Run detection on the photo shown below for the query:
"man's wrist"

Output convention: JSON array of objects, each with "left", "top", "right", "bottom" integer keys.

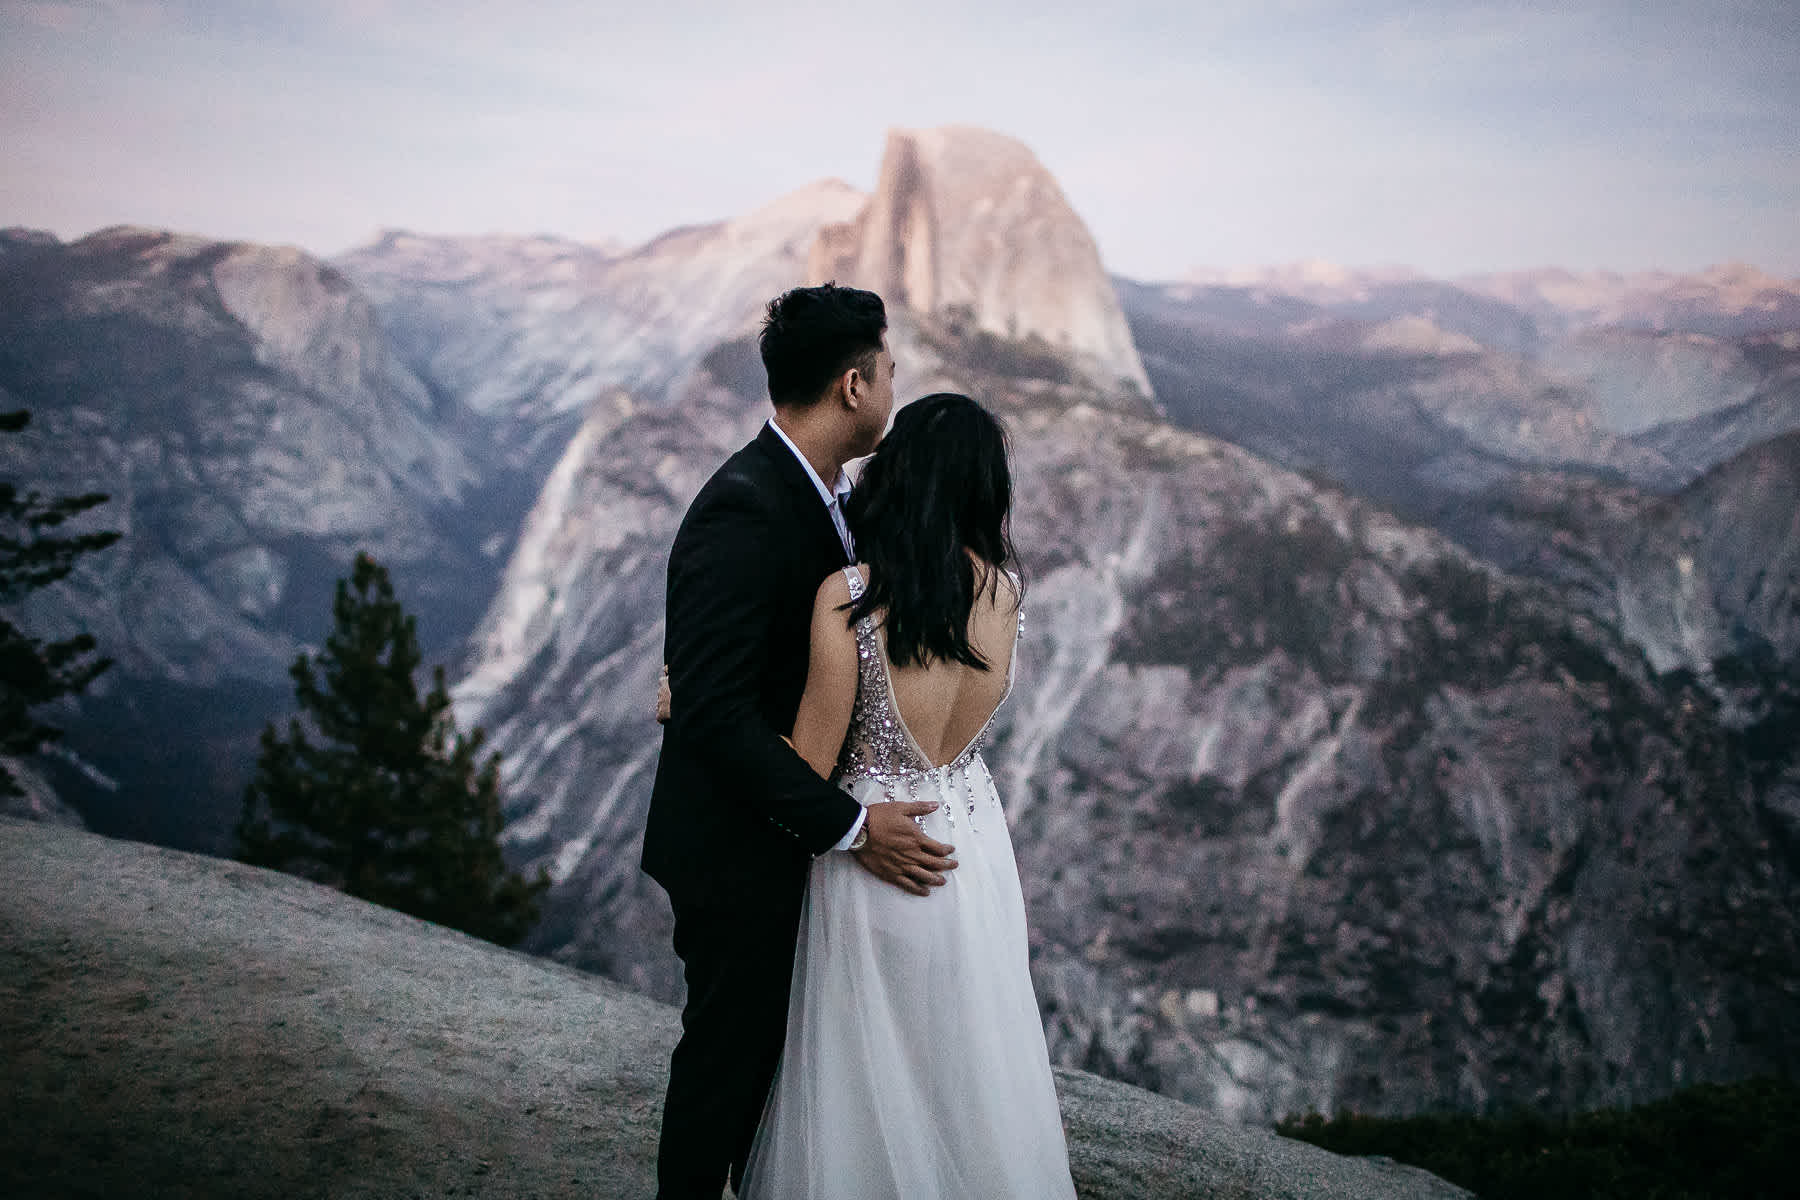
[{"left": 833, "top": 806, "right": 868, "bottom": 852}]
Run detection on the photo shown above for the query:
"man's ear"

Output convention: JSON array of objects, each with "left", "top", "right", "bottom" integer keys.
[{"left": 838, "top": 365, "right": 862, "bottom": 411}]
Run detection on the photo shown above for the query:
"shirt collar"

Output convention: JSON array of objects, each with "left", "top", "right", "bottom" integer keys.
[{"left": 766, "top": 416, "right": 851, "bottom": 508}]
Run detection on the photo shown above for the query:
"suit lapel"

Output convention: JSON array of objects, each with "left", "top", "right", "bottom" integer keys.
[{"left": 754, "top": 422, "right": 854, "bottom": 569}]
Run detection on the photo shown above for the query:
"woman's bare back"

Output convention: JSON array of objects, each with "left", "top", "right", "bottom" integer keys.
[{"left": 881, "top": 563, "right": 1021, "bottom": 767}]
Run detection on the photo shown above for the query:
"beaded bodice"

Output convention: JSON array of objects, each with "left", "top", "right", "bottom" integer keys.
[{"left": 833, "top": 566, "right": 1023, "bottom": 795}]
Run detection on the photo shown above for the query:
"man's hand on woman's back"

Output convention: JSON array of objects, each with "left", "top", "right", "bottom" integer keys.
[{"left": 854, "top": 802, "right": 958, "bottom": 896}]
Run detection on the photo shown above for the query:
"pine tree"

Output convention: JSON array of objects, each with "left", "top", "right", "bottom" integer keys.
[
  {"left": 235, "top": 551, "right": 549, "bottom": 946},
  {"left": 0, "top": 409, "right": 121, "bottom": 796}
]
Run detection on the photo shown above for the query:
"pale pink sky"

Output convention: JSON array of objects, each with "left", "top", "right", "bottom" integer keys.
[{"left": 3, "top": 0, "right": 1797, "bottom": 278}]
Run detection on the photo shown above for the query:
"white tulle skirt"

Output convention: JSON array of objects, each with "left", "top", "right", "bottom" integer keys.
[{"left": 740, "top": 758, "right": 1076, "bottom": 1200}]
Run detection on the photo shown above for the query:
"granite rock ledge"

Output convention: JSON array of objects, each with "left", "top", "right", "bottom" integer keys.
[{"left": 0, "top": 817, "right": 1470, "bottom": 1199}]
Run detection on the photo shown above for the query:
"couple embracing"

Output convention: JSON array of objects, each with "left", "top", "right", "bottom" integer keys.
[{"left": 642, "top": 283, "right": 1077, "bottom": 1199}]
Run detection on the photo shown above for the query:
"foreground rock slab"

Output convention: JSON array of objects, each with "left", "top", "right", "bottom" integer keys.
[{"left": 0, "top": 817, "right": 1470, "bottom": 1199}]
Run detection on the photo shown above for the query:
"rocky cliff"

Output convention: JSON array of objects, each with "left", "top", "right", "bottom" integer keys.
[
  {"left": 1120, "top": 277, "right": 1800, "bottom": 693},
  {"left": 809, "top": 126, "right": 1153, "bottom": 401},
  {"left": 1451, "top": 432, "right": 1800, "bottom": 682},
  {"left": 461, "top": 312, "right": 1800, "bottom": 1121},
  {"left": 337, "top": 178, "right": 868, "bottom": 460},
  {"left": 1123, "top": 277, "right": 1800, "bottom": 501},
  {"left": 0, "top": 226, "right": 478, "bottom": 686},
  {"left": 0, "top": 227, "right": 499, "bottom": 849}
]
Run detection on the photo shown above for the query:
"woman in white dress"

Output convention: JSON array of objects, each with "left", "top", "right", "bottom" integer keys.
[{"left": 741, "top": 393, "right": 1077, "bottom": 1199}]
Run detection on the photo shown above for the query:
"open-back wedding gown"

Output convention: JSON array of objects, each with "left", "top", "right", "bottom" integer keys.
[{"left": 740, "top": 566, "right": 1076, "bottom": 1200}]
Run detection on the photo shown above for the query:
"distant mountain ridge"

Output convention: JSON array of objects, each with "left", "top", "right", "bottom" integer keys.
[
  {"left": 1461, "top": 262, "right": 1800, "bottom": 338},
  {"left": 336, "top": 177, "right": 867, "bottom": 462},
  {"left": 1121, "top": 261, "right": 1800, "bottom": 684},
  {"left": 1183, "top": 260, "right": 1800, "bottom": 341}
]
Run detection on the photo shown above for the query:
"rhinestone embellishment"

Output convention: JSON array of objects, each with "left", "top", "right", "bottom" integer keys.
[{"left": 831, "top": 567, "right": 1021, "bottom": 829}]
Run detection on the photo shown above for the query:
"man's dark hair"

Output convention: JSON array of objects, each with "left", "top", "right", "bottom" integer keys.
[{"left": 758, "top": 282, "right": 887, "bottom": 408}]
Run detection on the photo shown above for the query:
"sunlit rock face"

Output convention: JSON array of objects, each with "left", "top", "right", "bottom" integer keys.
[
  {"left": 809, "top": 126, "right": 1154, "bottom": 403},
  {"left": 461, "top": 317, "right": 1799, "bottom": 1122}
]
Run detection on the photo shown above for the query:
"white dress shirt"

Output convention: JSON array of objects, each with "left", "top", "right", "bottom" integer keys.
[
  {"left": 766, "top": 416, "right": 854, "bottom": 559},
  {"left": 766, "top": 418, "right": 866, "bottom": 851}
]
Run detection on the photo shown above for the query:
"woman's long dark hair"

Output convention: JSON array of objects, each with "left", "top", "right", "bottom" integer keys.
[{"left": 843, "top": 392, "right": 1020, "bottom": 670}]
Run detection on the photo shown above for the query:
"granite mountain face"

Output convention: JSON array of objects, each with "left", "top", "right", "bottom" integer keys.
[
  {"left": 452, "top": 304, "right": 1798, "bottom": 1120},
  {"left": 0, "top": 178, "right": 875, "bottom": 847},
  {"left": 336, "top": 126, "right": 1155, "bottom": 431},
  {"left": 0, "top": 227, "right": 483, "bottom": 684},
  {"left": 336, "top": 178, "right": 869, "bottom": 462},
  {"left": 5, "top": 126, "right": 1797, "bottom": 1121},
  {"left": 1435, "top": 431, "right": 1800, "bottom": 687},
  {"left": 436, "top": 125, "right": 1164, "bottom": 992},
  {"left": 1124, "top": 276, "right": 1800, "bottom": 498},
  {"left": 1121, "top": 272, "right": 1800, "bottom": 683},
  {"left": 427, "top": 130, "right": 1800, "bottom": 1119},
  {"left": 0, "top": 225, "right": 515, "bottom": 848},
  {"left": 807, "top": 126, "right": 1154, "bottom": 401}
]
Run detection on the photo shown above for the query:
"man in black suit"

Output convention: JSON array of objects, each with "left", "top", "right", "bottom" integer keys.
[{"left": 643, "top": 283, "right": 958, "bottom": 1199}]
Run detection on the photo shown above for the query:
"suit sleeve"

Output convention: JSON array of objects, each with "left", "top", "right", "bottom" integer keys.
[{"left": 664, "top": 481, "right": 863, "bottom": 855}]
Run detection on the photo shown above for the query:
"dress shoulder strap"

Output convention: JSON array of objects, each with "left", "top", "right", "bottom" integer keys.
[
  {"left": 842, "top": 564, "right": 866, "bottom": 601},
  {"left": 1001, "top": 568, "right": 1024, "bottom": 699}
]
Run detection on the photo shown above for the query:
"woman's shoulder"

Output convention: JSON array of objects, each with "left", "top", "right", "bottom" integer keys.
[
  {"left": 965, "top": 551, "right": 1021, "bottom": 609},
  {"left": 813, "top": 564, "right": 865, "bottom": 608}
]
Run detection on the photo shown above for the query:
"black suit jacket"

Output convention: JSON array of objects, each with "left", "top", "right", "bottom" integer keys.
[{"left": 642, "top": 423, "right": 864, "bottom": 904}]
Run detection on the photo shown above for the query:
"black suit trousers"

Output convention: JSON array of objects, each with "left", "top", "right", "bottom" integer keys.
[{"left": 655, "top": 877, "right": 808, "bottom": 1199}]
